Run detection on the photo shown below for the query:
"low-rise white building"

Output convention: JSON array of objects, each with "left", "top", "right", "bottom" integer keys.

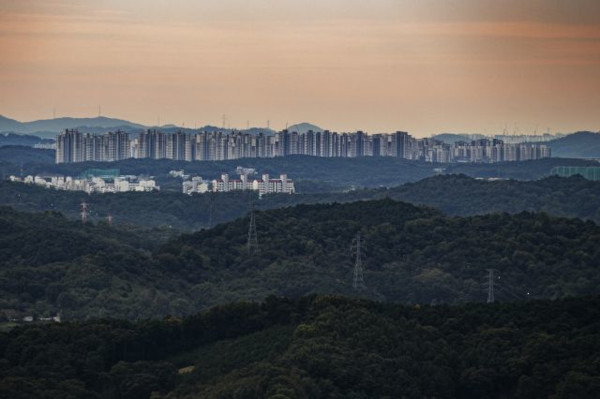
[
  {"left": 183, "top": 177, "right": 210, "bottom": 195},
  {"left": 10, "top": 174, "right": 159, "bottom": 194},
  {"left": 182, "top": 172, "right": 295, "bottom": 197}
]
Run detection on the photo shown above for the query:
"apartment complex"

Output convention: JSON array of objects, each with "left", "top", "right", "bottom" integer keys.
[
  {"left": 183, "top": 173, "right": 295, "bottom": 197},
  {"left": 56, "top": 129, "right": 130, "bottom": 163},
  {"left": 10, "top": 171, "right": 158, "bottom": 194},
  {"left": 56, "top": 129, "right": 551, "bottom": 164}
]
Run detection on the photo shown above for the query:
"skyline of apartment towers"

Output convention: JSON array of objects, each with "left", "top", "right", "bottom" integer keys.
[{"left": 56, "top": 129, "right": 551, "bottom": 164}]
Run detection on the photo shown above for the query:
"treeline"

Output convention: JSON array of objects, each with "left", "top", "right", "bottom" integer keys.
[
  {"left": 0, "top": 146, "right": 55, "bottom": 168},
  {"left": 2, "top": 174, "right": 600, "bottom": 231},
  {"left": 2, "top": 199, "right": 600, "bottom": 320},
  {"left": 1, "top": 295, "right": 599, "bottom": 398},
  {"left": 0, "top": 134, "right": 53, "bottom": 147}
]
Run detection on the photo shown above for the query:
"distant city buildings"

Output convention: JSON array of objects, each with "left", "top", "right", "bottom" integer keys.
[
  {"left": 56, "top": 129, "right": 130, "bottom": 163},
  {"left": 9, "top": 169, "right": 158, "bottom": 194},
  {"left": 182, "top": 169, "right": 295, "bottom": 197},
  {"left": 56, "top": 129, "right": 551, "bottom": 164}
]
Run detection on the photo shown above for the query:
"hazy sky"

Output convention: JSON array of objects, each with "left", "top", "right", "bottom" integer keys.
[{"left": 1, "top": 0, "right": 599, "bottom": 136}]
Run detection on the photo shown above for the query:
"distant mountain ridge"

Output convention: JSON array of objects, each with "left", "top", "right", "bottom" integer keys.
[
  {"left": 0, "top": 133, "right": 54, "bottom": 147},
  {"left": 0, "top": 115, "right": 146, "bottom": 138},
  {"left": 0, "top": 115, "right": 281, "bottom": 139},
  {"left": 287, "top": 122, "right": 323, "bottom": 133},
  {"left": 432, "top": 133, "right": 486, "bottom": 144},
  {"left": 546, "top": 131, "right": 600, "bottom": 158}
]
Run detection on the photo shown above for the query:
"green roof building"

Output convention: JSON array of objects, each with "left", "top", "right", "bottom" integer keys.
[
  {"left": 551, "top": 166, "right": 600, "bottom": 181},
  {"left": 79, "top": 169, "right": 120, "bottom": 180}
]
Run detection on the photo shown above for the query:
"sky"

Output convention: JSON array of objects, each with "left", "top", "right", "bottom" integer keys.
[{"left": 0, "top": 0, "right": 599, "bottom": 136}]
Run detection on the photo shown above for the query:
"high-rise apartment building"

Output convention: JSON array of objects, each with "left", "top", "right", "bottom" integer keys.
[{"left": 56, "top": 128, "right": 552, "bottom": 164}]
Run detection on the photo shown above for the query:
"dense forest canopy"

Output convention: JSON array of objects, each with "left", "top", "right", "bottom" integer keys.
[
  {"left": 1, "top": 295, "right": 599, "bottom": 398},
  {"left": 1, "top": 199, "right": 599, "bottom": 320}
]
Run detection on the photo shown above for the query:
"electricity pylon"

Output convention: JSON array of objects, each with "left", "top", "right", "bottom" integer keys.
[
  {"left": 486, "top": 268, "right": 495, "bottom": 303},
  {"left": 247, "top": 208, "right": 258, "bottom": 255},
  {"left": 352, "top": 232, "right": 365, "bottom": 290}
]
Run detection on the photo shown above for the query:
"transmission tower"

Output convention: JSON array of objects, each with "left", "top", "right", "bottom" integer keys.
[
  {"left": 208, "top": 194, "right": 215, "bottom": 227},
  {"left": 352, "top": 232, "right": 365, "bottom": 290},
  {"left": 80, "top": 202, "right": 88, "bottom": 224},
  {"left": 486, "top": 268, "right": 495, "bottom": 303},
  {"left": 247, "top": 208, "right": 259, "bottom": 255}
]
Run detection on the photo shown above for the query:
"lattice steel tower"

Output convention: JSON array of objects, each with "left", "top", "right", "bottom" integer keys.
[
  {"left": 486, "top": 268, "right": 495, "bottom": 303},
  {"left": 80, "top": 202, "right": 88, "bottom": 224},
  {"left": 352, "top": 232, "right": 365, "bottom": 290},
  {"left": 247, "top": 209, "right": 259, "bottom": 255}
]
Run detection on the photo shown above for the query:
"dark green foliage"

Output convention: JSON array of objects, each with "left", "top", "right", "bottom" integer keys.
[
  {"left": 0, "top": 207, "right": 177, "bottom": 320},
  {"left": 2, "top": 198, "right": 600, "bottom": 320},
  {"left": 160, "top": 198, "right": 600, "bottom": 307},
  {"left": 0, "top": 147, "right": 55, "bottom": 174},
  {"left": 1, "top": 296, "right": 599, "bottom": 398},
  {"left": 388, "top": 174, "right": 600, "bottom": 222}
]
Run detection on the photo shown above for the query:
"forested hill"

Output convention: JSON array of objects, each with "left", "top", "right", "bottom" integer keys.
[
  {"left": 1, "top": 174, "right": 600, "bottom": 230},
  {"left": 0, "top": 207, "right": 175, "bottom": 320},
  {"left": 2, "top": 199, "right": 600, "bottom": 320},
  {"left": 388, "top": 174, "right": 600, "bottom": 220},
  {"left": 159, "top": 198, "right": 600, "bottom": 307},
  {"left": 1, "top": 295, "right": 599, "bottom": 398},
  {"left": 547, "top": 131, "right": 600, "bottom": 158}
]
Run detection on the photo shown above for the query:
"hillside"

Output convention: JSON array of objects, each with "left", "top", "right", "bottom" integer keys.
[
  {"left": 159, "top": 199, "right": 600, "bottom": 306},
  {"left": 0, "top": 116, "right": 146, "bottom": 137},
  {"left": 388, "top": 174, "right": 600, "bottom": 221},
  {"left": 0, "top": 115, "right": 279, "bottom": 139},
  {"left": 0, "top": 146, "right": 55, "bottom": 166},
  {"left": 1, "top": 295, "right": 599, "bottom": 398},
  {"left": 547, "top": 131, "right": 600, "bottom": 158},
  {"left": 431, "top": 133, "right": 484, "bottom": 144},
  {"left": 0, "top": 133, "right": 53, "bottom": 147},
  {"left": 0, "top": 207, "right": 176, "bottom": 320},
  {"left": 287, "top": 122, "right": 323, "bottom": 133},
  {"left": 2, "top": 199, "right": 600, "bottom": 320},
  {"left": 444, "top": 157, "right": 598, "bottom": 179},
  {"left": 2, "top": 174, "right": 600, "bottom": 230}
]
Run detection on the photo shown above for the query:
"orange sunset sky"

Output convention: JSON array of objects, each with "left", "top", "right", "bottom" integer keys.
[{"left": 1, "top": 0, "right": 599, "bottom": 136}]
